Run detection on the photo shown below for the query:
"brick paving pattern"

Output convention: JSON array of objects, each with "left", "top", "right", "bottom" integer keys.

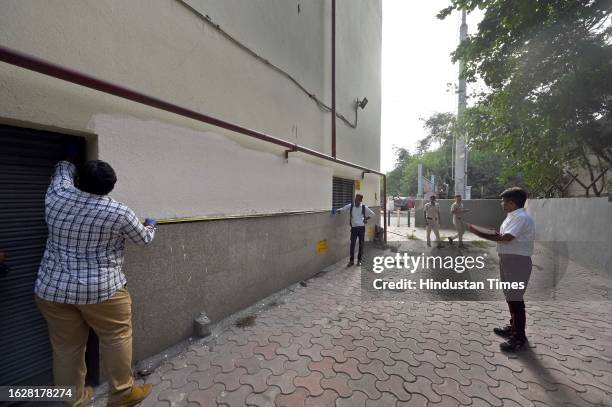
[{"left": 126, "top": 250, "right": 612, "bottom": 407}]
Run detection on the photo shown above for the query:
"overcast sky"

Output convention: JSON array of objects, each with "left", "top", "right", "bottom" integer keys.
[{"left": 381, "top": 0, "right": 483, "bottom": 172}]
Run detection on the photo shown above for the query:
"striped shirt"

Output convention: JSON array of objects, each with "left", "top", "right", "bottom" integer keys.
[{"left": 35, "top": 161, "right": 155, "bottom": 304}]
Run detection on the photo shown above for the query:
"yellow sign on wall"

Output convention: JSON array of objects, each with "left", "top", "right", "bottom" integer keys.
[
  {"left": 367, "top": 226, "right": 374, "bottom": 238},
  {"left": 354, "top": 180, "right": 361, "bottom": 190},
  {"left": 316, "top": 239, "right": 328, "bottom": 254}
]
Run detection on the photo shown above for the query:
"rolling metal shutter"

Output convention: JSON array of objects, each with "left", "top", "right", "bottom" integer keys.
[
  {"left": 332, "top": 177, "right": 354, "bottom": 209},
  {"left": 0, "top": 125, "right": 84, "bottom": 385}
]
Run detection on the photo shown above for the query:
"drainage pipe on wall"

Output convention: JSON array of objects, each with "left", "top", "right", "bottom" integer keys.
[
  {"left": 0, "top": 45, "right": 387, "bottom": 242},
  {"left": 331, "top": 0, "right": 337, "bottom": 159}
]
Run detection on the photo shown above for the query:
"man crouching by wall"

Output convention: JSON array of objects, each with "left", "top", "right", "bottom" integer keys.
[
  {"left": 468, "top": 187, "right": 535, "bottom": 352},
  {"left": 34, "top": 154, "right": 157, "bottom": 407}
]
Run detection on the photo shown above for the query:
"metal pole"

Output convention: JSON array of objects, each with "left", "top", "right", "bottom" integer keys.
[
  {"left": 454, "top": 10, "right": 468, "bottom": 198},
  {"left": 383, "top": 175, "right": 387, "bottom": 241},
  {"left": 331, "top": 0, "right": 337, "bottom": 158}
]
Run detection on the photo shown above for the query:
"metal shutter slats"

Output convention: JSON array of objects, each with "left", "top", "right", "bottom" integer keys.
[{"left": 0, "top": 125, "right": 83, "bottom": 386}]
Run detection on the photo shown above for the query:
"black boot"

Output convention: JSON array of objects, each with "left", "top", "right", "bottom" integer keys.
[
  {"left": 493, "top": 325, "right": 513, "bottom": 338},
  {"left": 500, "top": 337, "right": 527, "bottom": 352}
]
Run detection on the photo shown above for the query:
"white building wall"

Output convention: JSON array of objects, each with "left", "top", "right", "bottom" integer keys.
[{"left": 0, "top": 0, "right": 382, "bottom": 218}]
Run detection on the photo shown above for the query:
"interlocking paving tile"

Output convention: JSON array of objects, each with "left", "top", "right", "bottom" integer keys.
[
  {"left": 294, "top": 371, "right": 325, "bottom": 396},
  {"left": 403, "top": 376, "right": 442, "bottom": 403},
  {"left": 213, "top": 367, "right": 247, "bottom": 391},
  {"left": 343, "top": 346, "right": 371, "bottom": 364},
  {"left": 432, "top": 378, "right": 472, "bottom": 405},
  {"left": 317, "top": 345, "right": 345, "bottom": 363},
  {"left": 269, "top": 333, "right": 293, "bottom": 347},
  {"left": 304, "top": 389, "right": 340, "bottom": 407},
  {"left": 158, "top": 381, "right": 197, "bottom": 406},
  {"left": 138, "top": 257, "right": 612, "bottom": 407},
  {"left": 276, "top": 388, "right": 310, "bottom": 407},
  {"left": 365, "top": 392, "right": 399, "bottom": 407},
  {"left": 459, "top": 365, "right": 498, "bottom": 387},
  {"left": 254, "top": 342, "right": 280, "bottom": 361},
  {"left": 259, "top": 354, "right": 289, "bottom": 375},
  {"left": 312, "top": 333, "right": 335, "bottom": 350},
  {"left": 410, "top": 361, "right": 444, "bottom": 385},
  {"left": 267, "top": 370, "right": 298, "bottom": 394},
  {"left": 489, "top": 380, "right": 534, "bottom": 406},
  {"left": 298, "top": 344, "right": 326, "bottom": 362},
  {"left": 382, "top": 360, "right": 417, "bottom": 382},
  {"left": 138, "top": 380, "right": 171, "bottom": 407},
  {"left": 239, "top": 368, "right": 273, "bottom": 393},
  {"left": 308, "top": 356, "right": 337, "bottom": 378},
  {"left": 397, "top": 393, "right": 428, "bottom": 406},
  {"left": 320, "top": 372, "right": 352, "bottom": 397},
  {"left": 375, "top": 374, "right": 412, "bottom": 401},
  {"left": 216, "top": 384, "right": 253, "bottom": 406},
  {"left": 163, "top": 365, "right": 197, "bottom": 389},
  {"left": 358, "top": 359, "right": 389, "bottom": 380},
  {"left": 277, "top": 343, "right": 302, "bottom": 361},
  {"left": 245, "top": 385, "right": 280, "bottom": 407},
  {"left": 285, "top": 357, "right": 313, "bottom": 377},
  {"left": 187, "top": 366, "right": 221, "bottom": 390},
  {"left": 390, "top": 348, "right": 423, "bottom": 367},
  {"left": 348, "top": 372, "right": 382, "bottom": 400},
  {"left": 335, "top": 390, "right": 368, "bottom": 407},
  {"left": 460, "top": 378, "right": 503, "bottom": 406},
  {"left": 186, "top": 383, "right": 225, "bottom": 407},
  {"left": 433, "top": 364, "right": 470, "bottom": 388}
]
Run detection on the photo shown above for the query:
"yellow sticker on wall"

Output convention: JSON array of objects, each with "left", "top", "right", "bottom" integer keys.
[
  {"left": 316, "top": 239, "right": 328, "bottom": 254},
  {"left": 367, "top": 226, "right": 374, "bottom": 238},
  {"left": 354, "top": 180, "right": 361, "bottom": 190}
]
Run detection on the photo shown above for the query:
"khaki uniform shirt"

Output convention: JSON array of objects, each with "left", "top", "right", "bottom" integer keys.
[
  {"left": 424, "top": 202, "right": 439, "bottom": 221},
  {"left": 450, "top": 202, "right": 464, "bottom": 225}
]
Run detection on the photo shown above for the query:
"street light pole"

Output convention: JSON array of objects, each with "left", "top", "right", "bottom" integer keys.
[{"left": 454, "top": 10, "right": 468, "bottom": 198}]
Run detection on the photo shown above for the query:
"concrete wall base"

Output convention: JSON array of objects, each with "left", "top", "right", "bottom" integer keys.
[{"left": 124, "top": 208, "right": 380, "bottom": 361}]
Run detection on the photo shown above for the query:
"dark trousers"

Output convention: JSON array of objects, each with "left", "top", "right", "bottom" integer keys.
[
  {"left": 350, "top": 226, "right": 366, "bottom": 262},
  {"left": 499, "top": 254, "right": 532, "bottom": 341},
  {"left": 508, "top": 301, "right": 527, "bottom": 341}
]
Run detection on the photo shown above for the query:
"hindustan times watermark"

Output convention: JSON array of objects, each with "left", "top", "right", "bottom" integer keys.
[{"left": 360, "top": 240, "right": 611, "bottom": 302}]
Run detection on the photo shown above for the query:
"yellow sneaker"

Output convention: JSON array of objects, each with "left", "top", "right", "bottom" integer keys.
[{"left": 107, "top": 384, "right": 152, "bottom": 407}]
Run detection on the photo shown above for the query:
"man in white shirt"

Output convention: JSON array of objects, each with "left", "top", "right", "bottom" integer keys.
[
  {"left": 335, "top": 194, "right": 375, "bottom": 267},
  {"left": 448, "top": 194, "right": 470, "bottom": 248},
  {"left": 468, "top": 187, "right": 535, "bottom": 352},
  {"left": 423, "top": 195, "right": 444, "bottom": 248}
]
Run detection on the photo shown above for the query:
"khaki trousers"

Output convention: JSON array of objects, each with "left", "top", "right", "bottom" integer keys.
[
  {"left": 451, "top": 219, "right": 466, "bottom": 245},
  {"left": 35, "top": 288, "right": 134, "bottom": 406},
  {"left": 426, "top": 221, "right": 441, "bottom": 245}
]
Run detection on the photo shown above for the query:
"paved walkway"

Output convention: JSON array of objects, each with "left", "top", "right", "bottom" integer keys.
[{"left": 124, "top": 246, "right": 612, "bottom": 407}]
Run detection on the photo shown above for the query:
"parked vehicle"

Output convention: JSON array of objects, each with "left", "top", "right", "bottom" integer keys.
[{"left": 393, "top": 196, "right": 415, "bottom": 210}]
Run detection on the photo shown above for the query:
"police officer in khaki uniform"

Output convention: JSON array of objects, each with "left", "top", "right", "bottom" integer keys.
[
  {"left": 448, "top": 194, "right": 470, "bottom": 248},
  {"left": 423, "top": 195, "right": 444, "bottom": 248}
]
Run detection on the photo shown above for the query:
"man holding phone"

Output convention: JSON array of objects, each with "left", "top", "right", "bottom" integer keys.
[
  {"left": 468, "top": 187, "right": 535, "bottom": 352},
  {"left": 35, "top": 153, "right": 157, "bottom": 407}
]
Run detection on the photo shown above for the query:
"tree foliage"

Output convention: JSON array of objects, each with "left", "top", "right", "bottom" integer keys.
[
  {"left": 439, "top": 0, "right": 612, "bottom": 195},
  {"left": 387, "top": 112, "right": 517, "bottom": 198}
]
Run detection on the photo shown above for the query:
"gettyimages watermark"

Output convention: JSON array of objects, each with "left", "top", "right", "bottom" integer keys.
[{"left": 360, "top": 241, "right": 612, "bottom": 302}]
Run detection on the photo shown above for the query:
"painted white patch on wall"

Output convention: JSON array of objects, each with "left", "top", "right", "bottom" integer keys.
[{"left": 91, "top": 114, "right": 333, "bottom": 218}]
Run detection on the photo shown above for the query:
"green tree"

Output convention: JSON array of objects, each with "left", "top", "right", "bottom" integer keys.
[
  {"left": 386, "top": 111, "right": 521, "bottom": 198},
  {"left": 439, "top": 0, "right": 612, "bottom": 195},
  {"left": 386, "top": 147, "right": 411, "bottom": 195}
]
